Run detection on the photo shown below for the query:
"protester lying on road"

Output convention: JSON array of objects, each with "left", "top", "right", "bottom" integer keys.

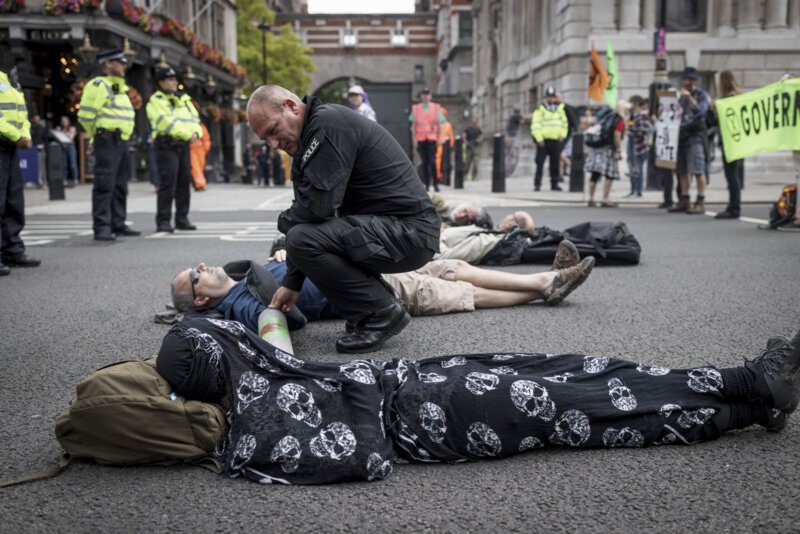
[
  {"left": 156, "top": 314, "right": 800, "bottom": 485},
  {"left": 169, "top": 240, "right": 594, "bottom": 335}
]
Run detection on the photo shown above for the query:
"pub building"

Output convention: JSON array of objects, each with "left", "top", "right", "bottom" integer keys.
[{"left": 0, "top": 0, "right": 245, "bottom": 184}]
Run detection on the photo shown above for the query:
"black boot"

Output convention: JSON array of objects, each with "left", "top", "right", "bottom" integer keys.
[
  {"left": 336, "top": 301, "right": 410, "bottom": 354},
  {"left": 745, "top": 333, "right": 800, "bottom": 413}
]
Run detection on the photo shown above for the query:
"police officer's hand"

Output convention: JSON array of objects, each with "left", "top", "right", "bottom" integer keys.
[
  {"left": 270, "top": 286, "right": 300, "bottom": 313},
  {"left": 87, "top": 143, "right": 94, "bottom": 155},
  {"left": 266, "top": 249, "right": 287, "bottom": 263},
  {"left": 190, "top": 133, "right": 199, "bottom": 142},
  {"left": 538, "top": 141, "right": 544, "bottom": 147},
  {"left": 557, "top": 137, "right": 564, "bottom": 143},
  {"left": 17, "top": 137, "right": 32, "bottom": 150}
]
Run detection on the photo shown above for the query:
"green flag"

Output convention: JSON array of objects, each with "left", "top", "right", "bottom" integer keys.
[
  {"left": 605, "top": 38, "right": 618, "bottom": 107},
  {"left": 716, "top": 78, "right": 800, "bottom": 161}
]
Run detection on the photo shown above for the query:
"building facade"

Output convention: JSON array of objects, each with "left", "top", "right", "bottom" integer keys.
[{"left": 0, "top": 0, "right": 244, "bottom": 182}]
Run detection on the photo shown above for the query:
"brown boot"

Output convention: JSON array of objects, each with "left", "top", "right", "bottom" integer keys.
[
  {"left": 687, "top": 196, "right": 706, "bottom": 214},
  {"left": 668, "top": 196, "right": 690, "bottom": 213}
]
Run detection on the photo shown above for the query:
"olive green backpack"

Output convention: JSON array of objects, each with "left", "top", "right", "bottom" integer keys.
[{"left": 1, "top": 358, "right": 226, "bottom": 487}]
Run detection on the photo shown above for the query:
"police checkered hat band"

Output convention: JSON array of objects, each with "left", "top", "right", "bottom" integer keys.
[
  {"left": 98, "top": 48, "right": 127, "bottom": 64},
  {"left": 155, "top": 67, "right": 178, "bottom": 81}
]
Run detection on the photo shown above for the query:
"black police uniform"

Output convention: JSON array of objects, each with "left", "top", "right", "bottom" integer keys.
[{"left": 278, "top": 96, "right": 441, "bottom": 323}]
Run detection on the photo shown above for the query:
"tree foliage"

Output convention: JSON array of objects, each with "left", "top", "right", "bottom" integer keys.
[{"left": 236, "top": 0, "right": 316, "bottom": 96}]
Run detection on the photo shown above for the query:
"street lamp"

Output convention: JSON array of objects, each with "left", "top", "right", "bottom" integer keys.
[
  {"left": 258, "top": 20, "right": 271, "bottom": 85},
  {"left": 77, "top": 34, "right": 98, "bottom": 66}
]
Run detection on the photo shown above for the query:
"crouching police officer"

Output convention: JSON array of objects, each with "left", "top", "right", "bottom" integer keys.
[
  {"left": 0, "top": 67, "right": 40, "bottom": 274},
  {"left": 146, "top": 67, "right": 202, "bottom": 233},
  {"left": 77, "top": 48, "right": 139, "bottom": 241}
]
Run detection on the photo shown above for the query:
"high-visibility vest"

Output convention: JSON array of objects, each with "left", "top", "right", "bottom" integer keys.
[
  {"left": 412, "top": 102, "right": 441, "bottom": 142},
  {"left": 77, "top": 76, "right": 135, "bottom": 142},
  {"left": 146, "top": 90, "right": 202, "bottom": 142},
  {"left": 530, "top": 103, "right": 568, "bottom": 143},
  {"left": 0, "top": 70, "right": 31, "bottom": 143}
]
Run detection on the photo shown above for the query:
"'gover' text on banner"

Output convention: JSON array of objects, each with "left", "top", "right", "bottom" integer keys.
[{"left": 716, "top": 78, "right": 800, "bottom": 161}]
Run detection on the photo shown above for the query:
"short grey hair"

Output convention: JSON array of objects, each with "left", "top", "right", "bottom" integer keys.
[
  {"left": 171, "top": 278, "right": 196, "bottom": 313},
  {"left": 246, "top": 84, "right": 300, "bottom": 116}
]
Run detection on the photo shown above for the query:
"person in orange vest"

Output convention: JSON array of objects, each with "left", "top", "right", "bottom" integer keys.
[
  {"left": 409, "top": 87, "right": 444, "bottom": 192},
  {"left": 435, "top": 107, "right": 454, "bottom": 184},
  {"left": 190, "top": 122, "right": 210, "bottom": 191}
]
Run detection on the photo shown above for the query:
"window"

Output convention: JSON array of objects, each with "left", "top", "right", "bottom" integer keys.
[
  {"left": 414, "top": 65, "right": 424, "bottom": 82},
  {"left": 391, "top": 29, "right": 408, "bottom": 46},
  {"left": 658, "top": 0, "right": 708, "bottom": 32},
  {"left": 458, "top": 11, "right": 473, "bottom": 40},
  {"left": 342, "top": 29, "right": 357, "bottom": 47}
]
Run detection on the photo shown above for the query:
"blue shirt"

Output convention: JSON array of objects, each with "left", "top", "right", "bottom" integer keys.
[{"left": 216, "top": 261, "right": 339, "bottom": 333}]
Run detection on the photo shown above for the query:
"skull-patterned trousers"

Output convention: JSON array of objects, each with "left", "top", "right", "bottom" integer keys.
[{"left": 387, "top": 352, "right": 727, "bottom": 463}]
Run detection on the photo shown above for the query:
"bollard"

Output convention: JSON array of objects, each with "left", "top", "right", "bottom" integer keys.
[
  {"left": 46, "top": 141, "right": 65, "bottom": 201},
  {"left": 453, "top": 135, "right": 464, "bottom": 189},
  {"left": 442, "top": 142, "right": 452, "bottom": 186},
  {"left": 491, "top": 133, "right": 505, "bottom": 193},
  {"left": 569, "top": 133, "right": 585, "bottom": 192}
]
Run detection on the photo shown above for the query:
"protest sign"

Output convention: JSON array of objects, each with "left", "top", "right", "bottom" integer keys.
[
  {"left": 654, "top": 90, "right": 681, "bottom": 169},
  {"left": 716, "top": 78, "right": 800, "bottom": 161}
]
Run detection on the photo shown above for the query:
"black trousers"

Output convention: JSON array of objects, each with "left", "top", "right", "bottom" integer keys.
[
  {"left": 285, "top": 215, "right": 436, "bottom": 322},
  {"left": 416, "top": 140, "right": 438, "bottom": 188},
  {"left": 92, "top": 138, "right": 130, "bottom": 234},
  {"left": 722, "top": 150, "right": 744, "bottom": 215},
  {"left": 534, "top": 139, "right": 560, "bottom": 188},
  {"left": 155, "top": 141, "right": 192, "bottom": 227},
  {"left": 0, "top": 144, "right": 27, "bottom": 259}
]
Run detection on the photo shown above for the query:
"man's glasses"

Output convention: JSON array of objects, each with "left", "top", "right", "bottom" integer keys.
[{"left": 189, "top": 267, "right": 200, "bottom": 300}]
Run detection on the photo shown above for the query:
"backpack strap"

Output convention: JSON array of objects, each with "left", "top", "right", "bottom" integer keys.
[{"left": 0, "top": 454, "right": 70, "bottom": 488}]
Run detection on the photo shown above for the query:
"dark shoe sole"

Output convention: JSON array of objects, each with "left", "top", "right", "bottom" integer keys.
[
  {"left": 336, "top": 312, "right": 411, "bottom": 354},
  {"left": 550, "top": 240, "right": 580, "bottom": 271}
]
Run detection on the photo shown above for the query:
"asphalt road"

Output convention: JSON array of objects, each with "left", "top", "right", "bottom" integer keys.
[{"left": 1, "top": 202, "right": 798, "bottom": 533}]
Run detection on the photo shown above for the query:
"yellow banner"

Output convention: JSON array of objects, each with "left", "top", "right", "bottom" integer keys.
[{"left": 715, "top": 78, "right": 800, "bottom": 161}]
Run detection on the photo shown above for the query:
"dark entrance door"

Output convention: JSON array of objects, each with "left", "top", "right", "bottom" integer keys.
[{"left": 362, "top": 82, "right": 412, "bottom": 158}]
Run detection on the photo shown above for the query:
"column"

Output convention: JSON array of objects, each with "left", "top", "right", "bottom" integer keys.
[
  {"left": 717, "top": 0, "right": 735, "bottom": 36},
  {"left": 766, "top": 0, "right": 789, "bottom": 29},
  {"left": 790, "top": 0, "right": 800, "bottom": 28},
  {"left": 737, "top": 0, "right": 761, "bottom": 32},
  {"left": 591, "top": 0, "right": 616, "bottom": 32},
  {"left": 620, "top": 0, "right": 641, "bottom": 31},
  {"left": 642, "top": 0, "right": 656, "bottom": 32}
]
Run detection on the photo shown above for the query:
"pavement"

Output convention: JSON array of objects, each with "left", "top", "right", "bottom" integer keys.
[{"left": 3, "top": 162, "right": 800, "bottom": 533}]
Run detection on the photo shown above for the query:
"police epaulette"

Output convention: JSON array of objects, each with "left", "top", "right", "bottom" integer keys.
[
  {"left": 155, "top": 94, "right": 163, "bottom": 99},
  {"left": 93, "top": 80, "right": 102, "bottom": 86}
]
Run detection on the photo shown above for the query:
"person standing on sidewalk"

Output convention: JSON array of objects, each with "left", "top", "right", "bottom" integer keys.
[
  {"left": 463, "top": 116, "right": 483, "bottom": 181},
  {"left": 77, "top": 48, "right": 139, "bottom": 241},
  {"left": 530, "top": 86, "right": 568, "bottom": 192},
  {"left": 146, "top": 67, "right": 203, "bottom": 233},
  {"left": 410, "top": 87, "right": 443, "bottom": 192},
  {"left": 0, "top": 67, "right": 40, "bottom": 275},
  {"left": 669, "top": 67, "right": 710, "bottom": 215},
  {"left": 626, "top": 96, "right": 650, "bottom": 198},
  {"left": 713, "top": 70, "right": 745, "bottom": 220}
]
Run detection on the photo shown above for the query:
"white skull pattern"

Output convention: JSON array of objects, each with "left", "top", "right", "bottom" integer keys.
[
  {"left": 269, "top": 436, "right": 302, "bottom": 473},
  {"left": 464, "top": 372, "right": 500, "bottom": 395},
  {"left": 466, "top": 422, "right": 502, "bottom": 457},
  {"left": 419, "top": 402, "right": 447, "bottom": 443},
  {"left": 229, "top": 433, "right": 257, "bottom": 471},
  {"left": 441, "top": 356, "right": 467, "bottom": 368},
  {"left": 418, "top": 372, "right": 448, "bottom": 383},
  {"left": 184, "top": 327, "right": 223, "bottom": 366},
  {"left": 207, "top": 318, "right": 246, "bottom": 336},
  {"left": 602, "top": 427, "right": 645, "bottom": 447},
  {"left": 491, "top": 354, "right": 515, "bottom": 361},
  {"left": 659, "top": 403, "right": 682, "bottom": 419},
  {"left": 276, "top": 383, "right": 322, "bottom": 427},
  {"left": 687, "top": 367, "right": 723, "bottom": 393},
  {"left": 274, "top": 349, "right": 304, "bottom": 369},
  {"left": 339, "top": 360, "right": 376, "bottom": 384},
  {"left": 313, "top": 378, "right": 343, "bottom": 392},
  {"left": 583, "top": 355, "right": 609, "bottom": 373},
  {"left": 543, "top": 372, "right": 573, "bottom": 383},
  {"left": 677, "top": 407, "right": 716, "bottom": 429},
  {"left": 608, "top": 377, "right": 638, "bottom": 411},
  {"left": 309, "top": 422, "right": 356, "bottom": 460},
  {"left": 510, "top": 380, "right": 556, "bottom": 421},
  {"left": 489, "top": 366, "right": 518, "bottom": 375},
  {"left": 550, "top": 409, "right": 591, "bottom": 447},
  {"left": 236, "top": 371, "right": 270, "bottom": 414},
  {"left": 366, "top": 452, "right": 393, "bottom": 481},
  {"left": 636, "top": 362, "right": 670, "bottom": 376},
  {"left": 518, "top": 436, "right": 545, "bottom": 452}
]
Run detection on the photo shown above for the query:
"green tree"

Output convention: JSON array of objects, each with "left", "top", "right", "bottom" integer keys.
[{"left": 236, "top": 0, "right": 316, "bottom": 96}]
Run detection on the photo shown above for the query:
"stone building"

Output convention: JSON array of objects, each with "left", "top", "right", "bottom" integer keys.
[{"left": 472, "top": 0, "right": 800, "bottom": 144}]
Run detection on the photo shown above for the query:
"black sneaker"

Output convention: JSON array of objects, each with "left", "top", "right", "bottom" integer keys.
[
  {"left": 761, "top": 405, "right": 789, "bottom": 433},
  {"left": 745, "top": 334, "right": 800, "bottom": 413}
]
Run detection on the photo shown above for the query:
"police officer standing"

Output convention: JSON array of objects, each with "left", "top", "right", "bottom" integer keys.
[
  {"left": 531, "top": 86, "right": 568, "bottom": 192},
  {"left": 247, "top": 85, "right": 440, "bottom": 354},
  {"left": 146, "top": 67, "right": 202, "bottom": 232},
  {"left": 77, "top": 49, "right": 139, "bottom": 241},
  {"left": 0, "top": 67, "right": 40, "bottom": 274}
]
